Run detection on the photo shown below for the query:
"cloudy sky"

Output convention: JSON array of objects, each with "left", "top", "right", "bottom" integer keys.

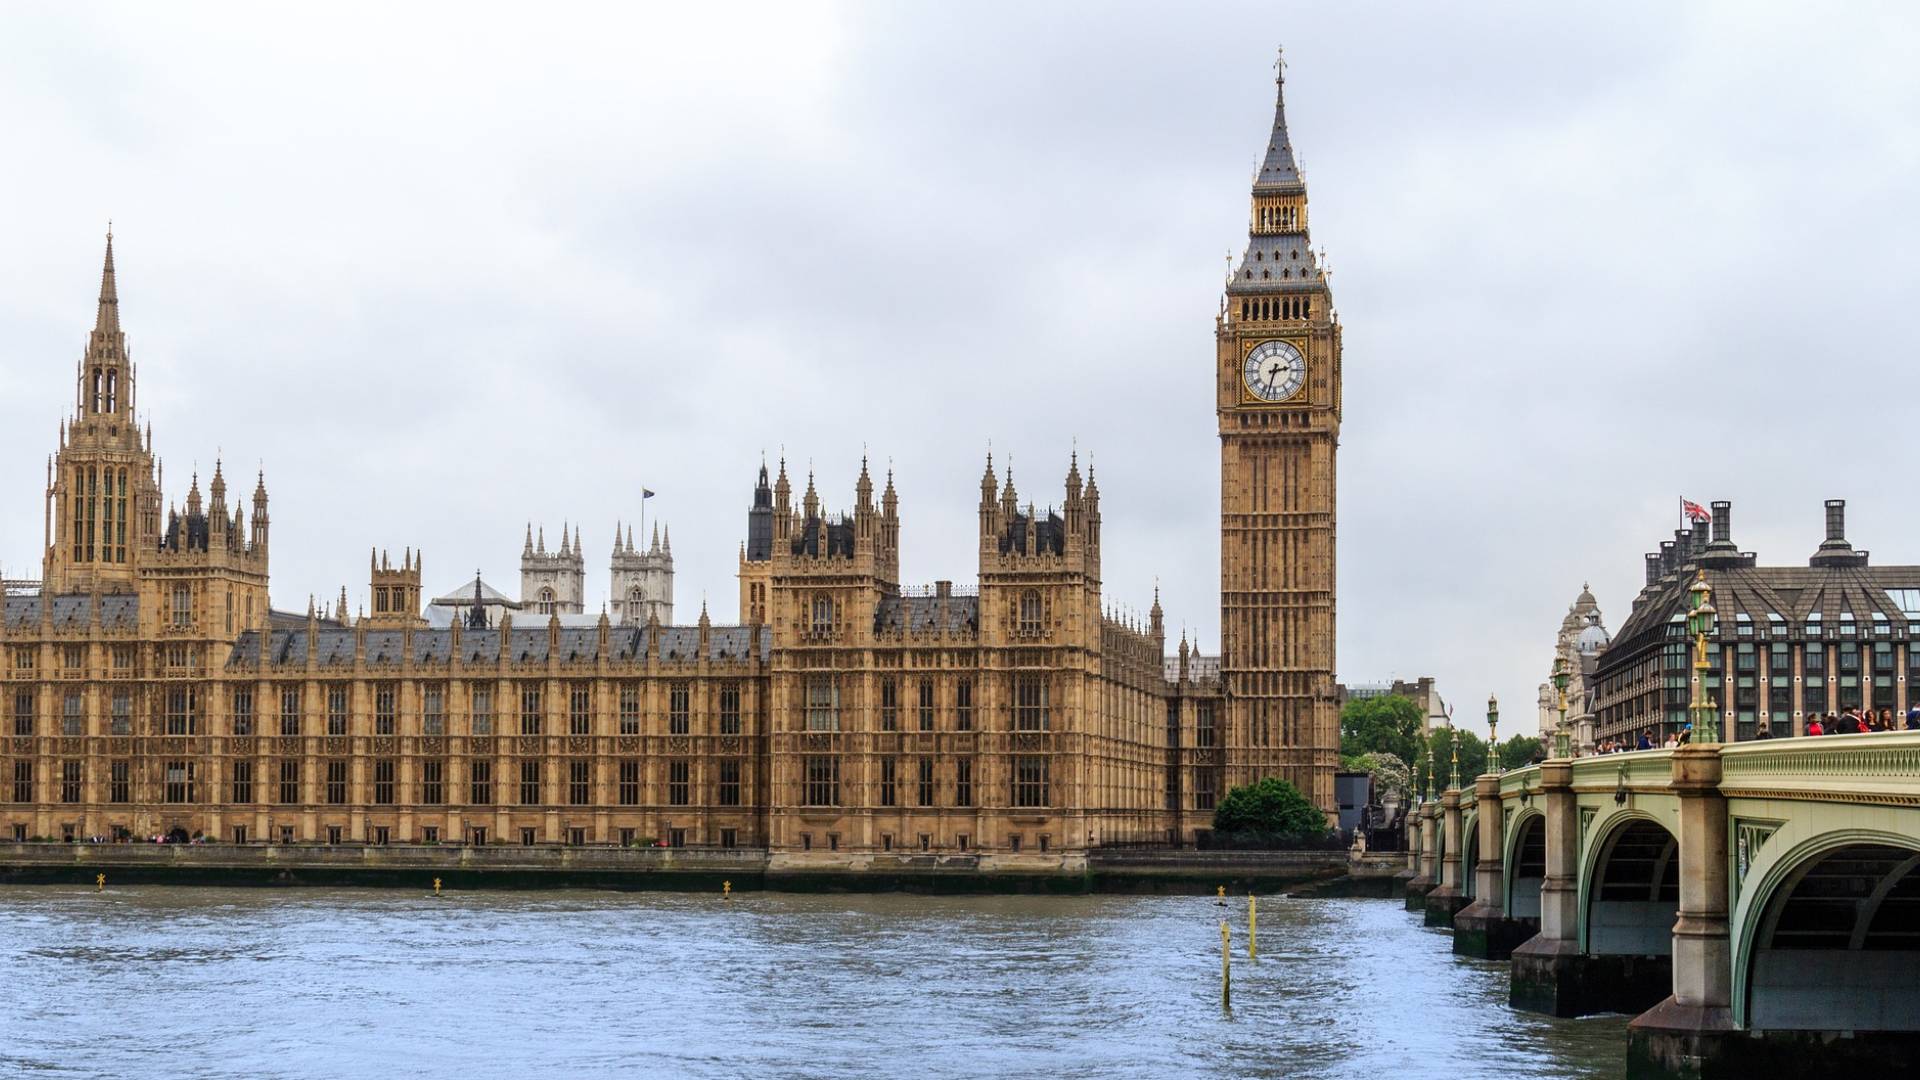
[{"left": 4, "top": 2, "right": 1918, "bottom": 737}]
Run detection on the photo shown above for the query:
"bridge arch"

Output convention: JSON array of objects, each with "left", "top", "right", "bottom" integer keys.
[
  {"left": 1503, "top": 807, "right": 1545, "bottom": 920},
  {"left": 1579, "top": 811, "right": 1677, "bottom": 955},
  {"left": 1460, "top": 811, "right": 1478, "bottom": 900},
  {"left": 1733, "top": 828, "right": 1920, "bottom": 1031}
]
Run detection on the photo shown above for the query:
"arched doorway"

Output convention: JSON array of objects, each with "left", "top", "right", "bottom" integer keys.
[{"left": 1747, "top": 842, "right": 1920, "bottom": 1031}]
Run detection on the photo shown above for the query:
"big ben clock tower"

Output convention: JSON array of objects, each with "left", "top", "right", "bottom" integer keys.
[{"left": 1217, "top": 54, "right": 1341, "bottom": 813}]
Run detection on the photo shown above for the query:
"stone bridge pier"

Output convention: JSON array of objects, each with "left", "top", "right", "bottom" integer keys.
[
  {"left": 1453, "top": 773, "right": 1534, "bottom": 959},
  {"left": 1423, "top": 787, "right": 1468, "bottom": 926},
  {"left": 1403, "top": 798, "right": 1437, "bottom": 912}
]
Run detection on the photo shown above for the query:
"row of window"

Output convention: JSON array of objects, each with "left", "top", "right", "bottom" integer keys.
[
  {"left": 802, "top": 755, "right": 1046, "bottom": 808},
  {"left": 7, "top": 757, "right": 745, "bottom": 809},
  {"left": 809, "top": 674, "right": 1046, "bottom": 732}
]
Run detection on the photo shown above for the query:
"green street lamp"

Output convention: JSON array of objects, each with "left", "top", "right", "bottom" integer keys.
[
  {"left": 1552, "top": 655, "right": 1572, "bottom": 759},
  {"left": 1424, "top": 742, "right": 1436, "bottom": 801},
  {"left": 1687, "top": 572, "right": 1720, "bottom": 743},
  {"left": 1487, "top": 694, "right": 1501, "bottom": 775},
  {"left": 1447, "top": 728, "right": 1460, "bottom": 790}
]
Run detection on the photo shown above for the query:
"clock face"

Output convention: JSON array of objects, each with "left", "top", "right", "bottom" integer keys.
[{"left": 1243, "top": 339, "right": 1306, "bottom": 402}]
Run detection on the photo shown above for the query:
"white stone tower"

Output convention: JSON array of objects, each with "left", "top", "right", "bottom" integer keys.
[
  {"left": 520, "top": 522, "right": 585, "bottom": 615},
  {"left": 610, "top": 521, "right": 673, "bottom": 625}
]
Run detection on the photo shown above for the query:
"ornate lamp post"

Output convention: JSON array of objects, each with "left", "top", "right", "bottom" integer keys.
[
  {"left": 1687, "top": 571, "right": 1720, "bottom": 743},
  {"left": 1487, "top": 694, "right": 1501, "bottom": 775},
  {"left": 1552, "top": 656, "right": 1573, "bottom": 759},
  {"left": 1447, "top": 727, "right": 1460, "bottom": 790},
  {"left": 1424, "top": 741, "right": 1436, "bottom": 801}
]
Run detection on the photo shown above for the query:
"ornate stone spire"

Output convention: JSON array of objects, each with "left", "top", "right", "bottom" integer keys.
[
  {"left": 95, "top": 227, "right": 121, "bottom": 337},
  {"left": 1254, "top": 48, "right": 1302, "bottom": 193}
]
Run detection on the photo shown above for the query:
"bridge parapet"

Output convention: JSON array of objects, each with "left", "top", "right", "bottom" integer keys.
[
  {"left": 1571, "top": 748, "right": 1673, "bottom": 795},
  {"left": 1720, "top": 731, "right": 1920, "bottom": 806},
  {"left": 1498, "top": 766, "right": 1538, "bottom": 799}
]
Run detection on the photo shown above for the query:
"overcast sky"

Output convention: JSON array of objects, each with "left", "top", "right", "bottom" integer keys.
[{"left": 4, "top": 2, "right": 1918, "bottom": 737}]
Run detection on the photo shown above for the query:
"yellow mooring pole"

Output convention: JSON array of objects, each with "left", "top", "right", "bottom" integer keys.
[
  {"left": 433, "top": 877, "right": 442, "bottom": 897},
  {"left": 1248, "top": 894, "right": 1258, "bottom": 960},
  {"left": 723, "top": 880, "right": 732, "bottom": 901},
  {"left": 95, "top": 873, "right": 105, "bottom": 893},
  {"left": 1220, "top": 917, "right": 1232, "bottom": 1008}
]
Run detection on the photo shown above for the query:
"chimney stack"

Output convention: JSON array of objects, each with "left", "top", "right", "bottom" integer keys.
[
  {"left": 1645, "top": 553, "right": 1661, "bottom": 587},
  {"left": 1811, "top": 498, "right": 1869, "bottom": 568},
  {"left": 1709, "top": 501, "right": 1732, "bottom": 548}
]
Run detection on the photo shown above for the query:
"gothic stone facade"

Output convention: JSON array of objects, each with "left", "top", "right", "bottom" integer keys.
[
  {"left": 3, "top": 65, "right": 1336, "bottom": 857},
  {"left": 1216, "top": 63, "right": 1342, "bottom": 809}
]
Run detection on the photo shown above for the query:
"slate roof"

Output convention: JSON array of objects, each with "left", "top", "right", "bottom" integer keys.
[
  {"left": 875, "top": 593, "right": 980, "bottom": 636},
  {"left": 1604, "top": 560, "right": 1920, "bottom": 669},
  {"left": 1230, "top": 234, "right": 1324, "bottom": 292},
  {"left": 998, "top": 510, "right": 1067, "bottom": 556},
  {"left": 224, "top": 623, "right": 771, "bottom": 669},
  {"left": 1253, "top": 74, "right": 1302, "bottom": 192},
  {"left": 2, "top": 593, "right": 139, "bottom": 631}
]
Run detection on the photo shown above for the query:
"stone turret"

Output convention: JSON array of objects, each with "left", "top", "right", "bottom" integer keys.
[
  {"left": 521, "top": 520, "right": 585, "bottom": 615},
  {"left": 611, "top": 515, "right": 673, "bottom": 626}
]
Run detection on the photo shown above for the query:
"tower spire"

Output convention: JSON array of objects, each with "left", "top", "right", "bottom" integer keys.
[
  {"left": 95, "top": 226, "right": 120, "bottom": 336},
  {"left": 1255, "top": 46, "right": 1302, "bottom": 192}
]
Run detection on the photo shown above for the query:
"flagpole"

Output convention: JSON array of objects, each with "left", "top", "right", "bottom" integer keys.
[{"left": 640, "top": 487, "right": 646, "bottom": 552}]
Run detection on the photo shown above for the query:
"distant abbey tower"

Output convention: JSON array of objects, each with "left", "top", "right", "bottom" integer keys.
[
  {"left": 610, "top": 522, "right": 672, "bottom": 626},
  {"left": 520, "top": 524, "right": 584, "bottom": 616}
]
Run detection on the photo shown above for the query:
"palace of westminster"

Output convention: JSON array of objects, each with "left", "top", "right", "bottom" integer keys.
[{"left": 0, "top": 65, "right": 1343, "bottom": 861}]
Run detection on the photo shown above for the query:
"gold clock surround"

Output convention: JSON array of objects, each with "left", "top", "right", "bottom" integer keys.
[{"left": 1238, "top": 336, "right": 1309, "bottom": 407}]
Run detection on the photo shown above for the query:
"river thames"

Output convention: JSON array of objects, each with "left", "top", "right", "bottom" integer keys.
[{"left": 0, "top": 887, "right": 1623, "bottom": 1078}]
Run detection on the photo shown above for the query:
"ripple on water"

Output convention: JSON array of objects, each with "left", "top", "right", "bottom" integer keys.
[{"left": 0, "top": 887, "right": 1626, "bottom": 1079}]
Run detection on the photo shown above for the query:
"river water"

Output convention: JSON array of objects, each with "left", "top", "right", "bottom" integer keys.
[{"left": 0, "top": 886, "right": 1624, "bottom": 1078}]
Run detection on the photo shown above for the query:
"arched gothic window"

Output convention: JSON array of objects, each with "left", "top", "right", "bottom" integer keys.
[
  {"left": 1019, "top": 589, "right": 1044, "bottom": 635},
  {"left": 539, "top": 587, "right": 556, "bottom": 615},
  {"left": 811, "top": 594, "right": 834, "bottom": 636},
  {"left": 105, "top": 370, "right": 117, "bottom": 413}
]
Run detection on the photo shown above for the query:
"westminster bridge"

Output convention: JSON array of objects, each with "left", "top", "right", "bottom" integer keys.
[{"left": 1400, "top": 733, "right": 1920, "bottom": 1077}]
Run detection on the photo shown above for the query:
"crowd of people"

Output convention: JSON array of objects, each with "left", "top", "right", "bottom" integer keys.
[{"left": 1591, "top": 705, "right": 1920, "bottom": 754}]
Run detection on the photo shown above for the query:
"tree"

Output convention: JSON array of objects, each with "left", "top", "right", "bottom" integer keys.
[
  {"left": 1212, "top": 777, "right": 1330, "bottom": 841},
  {"left": 1412, "top": 728, "right": 1488, "bottom": 792},
  {"left": 1497, "top": 735, "right": 1545, "bottom": 771},
  {"left": 1342, "top": 751, "right": 1411, "bottom": 801},
  {"left": 1340, "top": 694, "right": 1424, "bottom": 766}
]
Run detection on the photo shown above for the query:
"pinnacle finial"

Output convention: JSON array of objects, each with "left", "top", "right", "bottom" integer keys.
[{"left": 94, "top": 226, "right": 121, "bottom": 336}]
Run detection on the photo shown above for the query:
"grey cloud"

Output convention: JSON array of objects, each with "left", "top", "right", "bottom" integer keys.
[{"left": 3, "top": 1, "right": 1918, "bottom": 735}]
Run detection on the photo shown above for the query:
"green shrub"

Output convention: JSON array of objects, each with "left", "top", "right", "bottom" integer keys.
[{"left": 1211, "top": 777, "right": 1330, "bottom": 844}]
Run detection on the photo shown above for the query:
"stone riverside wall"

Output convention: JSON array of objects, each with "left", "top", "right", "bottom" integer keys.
[{"left": 0, "top": 844, "right": 1359, "bottom": 894}]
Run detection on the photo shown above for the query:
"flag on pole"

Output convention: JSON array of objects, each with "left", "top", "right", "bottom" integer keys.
[
  {"left": 1681, "top": 498, "right": 1710, "bottom": 522},
  {"left": 642, "top": 489, "right": 656, "bottom": 499}
]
